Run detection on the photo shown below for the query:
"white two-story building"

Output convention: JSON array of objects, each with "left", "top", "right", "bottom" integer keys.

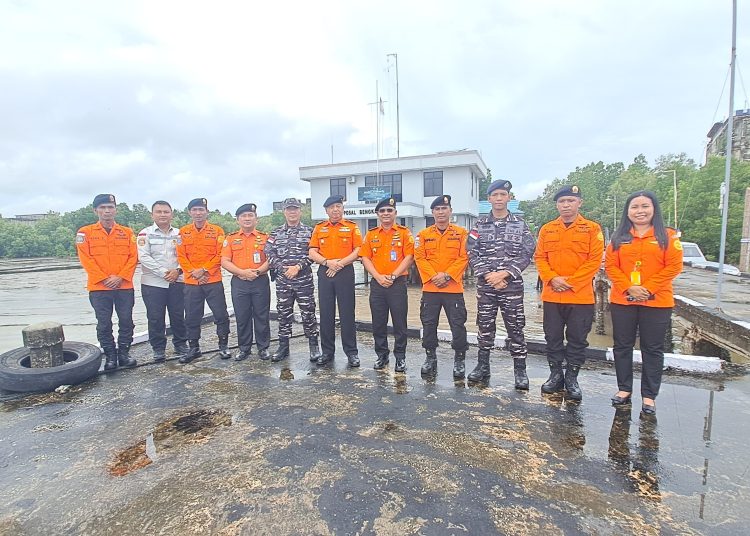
[{"left": 299, "top": 150, "right": 489, "bottom": 235}]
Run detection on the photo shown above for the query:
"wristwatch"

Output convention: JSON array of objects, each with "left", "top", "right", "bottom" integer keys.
[
  {"left": 387, "top": 274, "right": 396, "bottom": 281},
  {"left": 443, "top": 274, "right": 451, "bottom": 283}
]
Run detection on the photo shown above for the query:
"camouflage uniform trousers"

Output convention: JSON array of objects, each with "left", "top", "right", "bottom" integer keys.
[
  {"left": 476, "top": 285, "right": 527, "bottom": 359},
  {"left": 275, "top": 272, "right": 318, "bottom": 339}
]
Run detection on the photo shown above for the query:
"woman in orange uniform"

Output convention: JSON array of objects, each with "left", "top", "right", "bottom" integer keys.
[{"left": 605, "top": 191, "right": 683, "bottom": 415}]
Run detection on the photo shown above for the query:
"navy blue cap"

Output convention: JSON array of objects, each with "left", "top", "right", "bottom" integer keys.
[
  {"left": 554, "top": 184, "right": 581, "bottom": 201},
  {"left": 93, "top": 194, "right": 116, "bottom": 207},
  {"left": 375, "top": 197, "right": 396, "bottom": 211},
  {"left": 323, "top": 195, "right": 344, "bottom": 208},
  {"left": 187, "top": 198, "right": 208, "bottom": 210},
  {"left": 430, "top": 195, "right": 452, "bottom": 209},
  {"left": 487, "top": 180, "right": 512, "bottom": 195},
  {"left": 235, "top": 203, "right": 257, "bottom": 216}
]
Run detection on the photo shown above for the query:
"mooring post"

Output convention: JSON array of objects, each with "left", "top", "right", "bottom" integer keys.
[{"left": 22, "top": 321, "right": 65, "bottom": 368}]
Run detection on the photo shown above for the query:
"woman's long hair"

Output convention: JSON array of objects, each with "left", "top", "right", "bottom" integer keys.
[{"left": 611, "top": 190, "right": 668, "bottom": 251}]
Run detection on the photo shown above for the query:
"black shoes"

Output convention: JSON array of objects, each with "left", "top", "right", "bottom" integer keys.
[
  {"left": 317, "top": 354, "right": 334, "bottom": 366},
  {"left": 513, "top": 358, "right": 529, "bottom": 390},
  {"left": 541, "top": 362, "right": 565, "bottom": 394},
  {"left": 564, "top": 365, "right": 582, "bottom": 400},
  {"left": 394, "top": 355, "right": 406, "bottom": 373},
  {"left": 174, "top": 342, "right": 189, "bottom": 357},
  {"left": 117, "top": 346, "right": 137, "bottom": 368},
  {"left": 641, "top": 402, "right": 656, "bottom": 416},
  {"left": 308, "top": 337, "right": 322, "bottom": 362},
  {"left": 347, "top": 353, "right": 360, "bottom": 367},
  {"left": 467, "top": 350, "right": 491, "bottom": 382},
  {"left": 611, "top": 393, "right": 632, "bottom": 406},
  {"left": 271, "top": 337, "right": 290, "bottom": 362},
  {"left": 234, "top": 349, "right": 251, "bottom": 361},
  {"left": 258, "top": 348, "right": 270, "bottom": 361},
  {"left": 453, "top": 350, "right": 466, "bottom": 379},
  {"left": 374, "top": 354, "right": 389, "bottom": 370},
  {"left": 421, "top": 349, "right": 438, "bottom": 376},
  {"left": 153, "top": 350, "right": 166, "bottom": 363},
  {"left": 217, "top": 336, "right": 231, "bottom": 360},
  {"left": 103, "top": 350, "right": 118, "bottom": 371},
  {"left": 179, "top": 340, "right": 201, "bottom": 364}
]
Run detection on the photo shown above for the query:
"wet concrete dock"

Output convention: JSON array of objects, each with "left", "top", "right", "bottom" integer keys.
[{"left": 2, "top": 322, "right": 749, "bottom": 535}]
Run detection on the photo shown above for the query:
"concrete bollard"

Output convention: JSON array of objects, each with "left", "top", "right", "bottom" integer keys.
[{"left": 22, "top": 321, "right": 65, "bottom": 368}]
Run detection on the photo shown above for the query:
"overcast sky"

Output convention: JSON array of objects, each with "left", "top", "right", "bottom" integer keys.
[{"left": 1, "top": 0, "right": 748, "bottom": 217}]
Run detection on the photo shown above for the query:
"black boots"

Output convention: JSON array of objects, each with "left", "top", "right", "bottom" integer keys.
[
  {"left": 374, "top": 354, "right": 389, "bottom": 370},
  {"left": 152, "top": 349, "right": 166, "bottom": 363},
  {"left": 467, "top": 350, "right": 491, "bottom": 382},
  {"left": 541, "top": 362, "right": 565, "bottom": 394},
  {"left": 420, "top": 349, "right": 437, "bottom": 376},
  {"left": 513, "top": 357, "right": 529, "bottom": 391},
  {"left": 564, "top": 365, "right": 583, "bottom": 401},
  {"left": 271, "top": 337, "right": 290, "bottom": 362},
  {"left": 453, "top": 350, "right": 466, "bottom": 379},
  {"left": 174, "top": 342, "right": 189, "bottom": 356},
  {"left": 258, "top": 348, "right": 270, "bottom": 360},
  {"left": 394, "top": 355, "right": 406, "bottom": 373},
  {"left": 347, "top": 353, "right": 360, "bottom": 367},
  {"left": 513, "top": 358, "right": 529, "bottom": 390},
  {"left": 117, "top": 345, "right": 137, "bottom": 368},
  {"left": 103, "top": 349, "right": 118, "bottom": 371},
  {"left": 217, "top": 336, "right": 231, "bottom": 359},
  {"left": 308, "top": 337, "right": 322, "bottom": 362},
  {"left": 234, "top": 349, "right": 251, "bottom": 361},
  {"left": 179, "top": 340, "right": 201, "bottom": 364}
]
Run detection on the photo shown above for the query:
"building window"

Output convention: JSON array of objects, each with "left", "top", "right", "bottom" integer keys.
[
  {"left": 330, "top": 178, "right": 347, "bottom": 200},
  {"left": 424, "top": 171, "right": 443, "bottom": 197},
  {"left": 425, "top": 216, "right": 435, "bottom": 227},
  {"left": 364, "top": 173, "right": 402, "bottom": 202},
  {"left": 367, "top": 218, "right": 378, "bottom": 230}
]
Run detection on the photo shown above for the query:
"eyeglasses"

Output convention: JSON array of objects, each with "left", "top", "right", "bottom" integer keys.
[{"left": 378, "top": 208, "right": 395, "bottom": 213}]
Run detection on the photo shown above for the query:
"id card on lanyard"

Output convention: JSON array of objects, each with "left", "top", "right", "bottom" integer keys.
[{"left": 630, "top": 261, "right": 642, "bottom": 285}]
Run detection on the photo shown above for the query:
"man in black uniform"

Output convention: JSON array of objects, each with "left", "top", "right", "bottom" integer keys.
[
  {"left": 265, "top": 198, "right": 322, "bottom": 362},
  {"left": 467, "top": 180, "right": 536, "bottom": 388}
]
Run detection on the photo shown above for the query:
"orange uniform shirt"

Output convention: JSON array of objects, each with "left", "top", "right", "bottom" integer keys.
[
  {"left": 76, "top": 222, "right": 138, "bottom": 291},
  {"left": 605, "top": 227, "right": 683, "bottom": 307},
  {"left": 534, "top": 214, "right": 604, "bottom": 304},
  {"left": 221, "top": 229, "right": 269, "bottom": 270},
  {"left": 359, "top": 224, "right": 414, "bottom": 275},
  {"left": 309, "top": 219, "right": 362, "bottom": 259},
  {"left": 414, "top": 224, "right": 469, "bottom": 293},
  {"left": 176, "top": 222, "right": 225, "bottom": 285}
]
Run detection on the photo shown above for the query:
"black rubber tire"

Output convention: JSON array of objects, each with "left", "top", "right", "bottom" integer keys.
[{"left": 0, "top": 342, "right": 102, "bottom": 393}]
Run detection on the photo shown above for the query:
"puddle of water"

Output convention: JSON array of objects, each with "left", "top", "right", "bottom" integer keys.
[{"left": 108, "top": 409, "right": 231, "bottom": 476}]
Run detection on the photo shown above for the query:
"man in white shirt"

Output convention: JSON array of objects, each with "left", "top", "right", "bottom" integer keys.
[{"left": 137, "top": 201, "right": 188, "bottom": 362}]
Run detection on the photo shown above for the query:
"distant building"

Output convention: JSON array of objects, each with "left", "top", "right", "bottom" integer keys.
[
  {"left": 300, "top": 150, "right": 488, "bottom": 234},
  {"left": 2, "top": 213, "right": 56, "bottom": 225},
  {"left": 706, "top": 109, "right": 750, "bottom": 162}
]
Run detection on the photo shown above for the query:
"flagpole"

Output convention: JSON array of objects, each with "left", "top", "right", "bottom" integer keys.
[{"left": 716, "top": 0, "right": 737, "bottom": 309}]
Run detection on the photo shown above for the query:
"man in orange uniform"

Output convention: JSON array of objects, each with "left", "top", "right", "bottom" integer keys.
[
  {"left": 176, "top": 198, "right": 230, "bottom": 363},
  {"left": 221, "top": 203, "right": 271, "bottom": 361},
  {"left": 308, "top": 194, "right": 363, "bottom": 366},
  {"left": 360, "top": 197, "right": 414, "bottom": 372},
  {"left": 76, "top": 194, "right": 138, "bottom": 371},
  {"left": 414, "top": 195, "right": 469, "bottom": 378},
  {"left": 534, "top": 185, "right": 604, "bottom": 400}
]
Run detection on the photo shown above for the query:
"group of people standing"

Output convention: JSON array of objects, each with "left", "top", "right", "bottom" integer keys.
[{"left": 76, "top": 179, "right": 683, "bottom": 416}]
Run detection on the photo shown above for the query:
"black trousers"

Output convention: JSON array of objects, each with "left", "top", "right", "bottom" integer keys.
[
  {"left": 184, "top": 282, "right": 230, "bottom": 341},
  {"left": 419, "top": 291, "right": 468, "bottom": 352},
  {"left": 610, "top": 303, "right": 672, "bottom": 399},
  {"left": 231, "top": 275, "right": 271, "bottom": 351},
  {"left": 369, "top": 277, "right": 408, "bottom": 358},
  {"left": 317, "top": 264, "right": 357, "bottom": 357},
  {"left": 543, "top": 302, "right": 595, "bottom": 367},
  {"left": 89, "top": 289, "right": 135, "bottom": 353},
  {"left": 142, "top": 283, "right": 187, "bottom": 352}
]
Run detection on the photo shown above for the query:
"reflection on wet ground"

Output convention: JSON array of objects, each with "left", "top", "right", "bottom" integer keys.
[{"left": 2, "top": 323, "right": 749, "bottom": 534}]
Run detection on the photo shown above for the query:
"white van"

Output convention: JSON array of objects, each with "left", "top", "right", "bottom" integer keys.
[{"left": 681, "top": 241, "right": 741, "bottom": 276}]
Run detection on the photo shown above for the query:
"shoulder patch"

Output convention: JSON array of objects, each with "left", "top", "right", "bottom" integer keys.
[
  {"left": 223, "top": 239, "right": 228, "bottom": 247},
  {"left": 674, "top": 239, "right": 683, "bottom": 251},
  {"left": 76, "top": 232, "right": 85, "bottom": 244},
  {"left": 469, "top": 230, "right": 479, "bottom": 240},
  {"left": 137, "top": 237, "right": 146, "bottom": 246},
  {"left": 597, "top": 231, "right": 604, "bottom": 242}
]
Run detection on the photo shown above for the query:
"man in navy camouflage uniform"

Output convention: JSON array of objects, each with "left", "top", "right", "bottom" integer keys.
[
  {"left": 264, "top": 198, "right": 322, "bottom": 362},
  {"left": 467, "top": 180, "right": 536, "bottom": 388}
]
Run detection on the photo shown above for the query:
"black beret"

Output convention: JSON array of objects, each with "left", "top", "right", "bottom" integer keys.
[
  {"left": 375, "top": 197, "right": 397, "bottom": 211},
  {"left": 187, "top": 198, "right": 208, "bottom": 210},
  {"left": 430, "top": 195, "right": 452, "bottom": 209},
  {"left": 323, "top": 195, "right": 344, "bottom": 208},
  {"left": 554, "top": 185, "right": 581, "bottom": 201},
  {"left": 282, "top": 198, "right": 301, "bottom": 209},
  {"left": 487, "top": 180, "right": 512, "bottom": 195},
  {"left": 235, "top": 203, "right": 257, "bottom": 216},
  {"left": 93, "top": 194, "right": 116, "bottom": 207}
]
